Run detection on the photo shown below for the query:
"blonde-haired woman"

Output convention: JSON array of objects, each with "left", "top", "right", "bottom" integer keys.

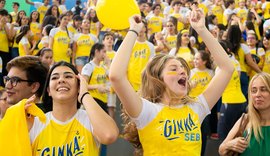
[
  {"left": 219, "top": 72, "right": 270, "bottom": 156},
  {"left": 110, "top": 6, "right": 234, "bottom": 155}
]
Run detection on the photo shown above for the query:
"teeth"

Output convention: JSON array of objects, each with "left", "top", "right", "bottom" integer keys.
[{"left": 58, "top": 87, "right": 68, "bottom": 91}]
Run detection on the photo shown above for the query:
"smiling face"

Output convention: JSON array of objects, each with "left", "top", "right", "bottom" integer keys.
[
  {"left": 161, "top": 58, "right": 188, "bottom": 97},
  {"left": 48, "top": 66, "right": 79, "bottom": 104},
  {"left": 181, "top": 32, "right": 190, "bottom": 46},
  {"left": 263, "top": 37, "right": 270, "bottom": 49},
  {"left": 193, "top": 52, "right": 206, "bottom": 69},
  {"left": 250, "top": 77, "right": 270, "bottom": 112}
]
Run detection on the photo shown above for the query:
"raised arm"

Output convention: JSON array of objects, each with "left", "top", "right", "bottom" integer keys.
[
  {"left": 25, "top": 0, "right": 34, "bottom": 5},
  {"left": 78, "top": 74, "right": 118, "bottom": 144},
  {"left": 189, "top": 7, "right": 234, "bottom": 109},
  {"left": 109, "top": 15, "right": 144, "bottom": 118}
]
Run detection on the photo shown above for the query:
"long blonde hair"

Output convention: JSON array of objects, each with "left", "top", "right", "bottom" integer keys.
[
  {"left": 122, "top": 54, "right": 194, "bottom": 155},
  {"left": 247, "top": 72, "right": 270, "bottom": 142},
  {"left": 140, "top": 54, "right": 194, "bottom": 104}
]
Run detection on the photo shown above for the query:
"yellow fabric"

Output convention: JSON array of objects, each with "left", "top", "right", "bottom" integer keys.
[
  {"left": 138, "top": 105, "right": 202, "bottom": 156},
  {"left": 264, "top": 2, "right": 270, "bottom": 20},
  {"left": 254, "top": 22, "right": 261, "bottom": 40},
  {"left": 198, "top": 3, "right": 208, "bottom": 15},
  {"left": 18, "top": 38, "right": 31, "bottom": 56},
  {"left": 68, "top": 25, "right": 77, "bottom": 36},
  {"left": 90, "top": 22, "right": 99, "bottom": 37},
  {"left": 75, "top": 34, "right": 95, "bottom": 58},
  {"left": 127, "top": 41, "right": 152, "bottom": 91},
  {"left": 31, "top": 112, "right": 99, "bottom": 156},
  {"left": 222, "top": 59, "right": 246, "bottom": 103},
  {"left": 189, "top": 69, "right": 213, "bottom": 98},
  {"left": 52, "top": 29, "right": 71, "bottom": 62},
  {"left": 89, "top": 64, "right": 108, "bottom": 103},
  {"left": 37, "top": 5, "right": 48, "bottom": 23},
  {"left": 30, "top": 22, "right": 41, "bottom": 42},
  {"left": 37, "top": 36, "right": 48, "bottom": 50},
  {"left": 171, "top": 13, "right": 184, "bottom": 32},
  {"left": 263, "top": 50, "right": 270, "bottom": 73},
  {"left": 176, "top": 47, "right": 194, "bottom": 68},
  {"left": 0, "top": 99, "right": 46, "bottom": 156},
  {"left": 165, "top": 35, "right": 177, "bottom": 50},
  {"left": 247, "top": 48, "right": 264, "bottom": 79},
  {"left": 0, "top": 29, "right": 9, "bottom": 52},
  {"left": 211, "top": 5, "right": 223, "bottom": 24},
  {"left": 236, "top": 8, "right": 247, "bottom": 23},
  {"left": 13, "top": 29, "right": 20, "bottom": 48},
  {"left": 147, "top": 16, "right": 163, "bottom": 34},
  {"left": 236, "top": 47, "right": 247, "bottom": 72}
]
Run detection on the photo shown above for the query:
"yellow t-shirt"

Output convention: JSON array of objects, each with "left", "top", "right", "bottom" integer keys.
[
  {"left": 49, "top": 27, "right": 71, "bottom": 63},
  {"left": 222, "top": 57, "right": 246, "bottom": 103},
  {"left": 264, "top": 2, "right": 270, "bottom": 20},
  {"left": 127, "top": 41, "right": 155, "bottom": 91},
  {"left": 165, "top": 35, "right": 177, "bottom": 50},
  {"left": 136, "top": 96, "right": 210, "bottom": 156},
  {"left": 211, "top": 5, "right": 224, "bottom": 24},
  {"left": 0, "top": 28, "right": 9, "bottom": 52},
  {"left": 236, "top": 8, "right": 248, "bottom": 23},
  {"left": 90, "top": 21, "right": 99, "bottom": 37},
  {"left": 74, "top": 33, "right": 98, "bottom": 58},
  {"left": 263, "top": 50, "right": 270, "bottom": 73},
  {"left": 170, "top": 13, "right": 184, "bottom": 32},
  {"left": 30, "top": 22, "right": 41, "bottom": 43},
  {"left": 38, "top": 36, "right": 49, "bottom": 50},
  {"left": 189, "top": 68, "right": 214, "bottom": 98},
  {"left": 30, "top": 110, "right": 99, "bottom": 156},
  {"left": 199, "top": 3, "right": 208, "bottom": 15},
  {"left": 18, "top": 37, "right": 31, "bottom": 56},
  {"left": 83, "top": 61, "right": 108, "bottom": 103},
  {"left": 170, "top": 47, "right": 195, "bottom": 69},
  {"left": 147, "top": 15, "right": 163, "bottom": 34},
  {"left": 37, "top": 6, "right": 48, "bottom": 23},
  {"left": 247, "top": 48, "right": 265, "bottom": 78},
  {"left": 235, "top": 44, "right": 249, "bottom": 72}
]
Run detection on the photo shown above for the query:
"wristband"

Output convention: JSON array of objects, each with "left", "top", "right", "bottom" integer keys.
[
  {"left": 80, "top": 92, "right": 90, "bottom": 104},
  {"left": 129, "top": 29, "right": 139, "bottom": 36}
]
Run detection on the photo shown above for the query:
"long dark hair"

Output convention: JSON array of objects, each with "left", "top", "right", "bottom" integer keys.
[
  {"left": 227, "top": 25, "right": 242, "bottom": 55},
  {"left": 29, "top": 11, "right": 40, "bottom": 23},
  {"left": 175, "top": 29, "right": 195, "bottom": 55},
  {"left": 15, "top": 25, "right": 30, "bottom": 44},
  {"left": 42, "top": 61, "right": 80, "bottom": 112}
]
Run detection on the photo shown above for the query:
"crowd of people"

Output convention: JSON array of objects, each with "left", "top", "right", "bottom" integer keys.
[{"left": 0, "top": 0, "right": 270, "bottom": 155}]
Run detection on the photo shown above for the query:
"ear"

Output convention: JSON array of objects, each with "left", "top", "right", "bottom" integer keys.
[{"left": 31, "top": 82, "right": 40, "bottom": 94}]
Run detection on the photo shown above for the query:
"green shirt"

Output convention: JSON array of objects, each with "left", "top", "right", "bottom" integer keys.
[{"left": 241, "top": 126, "right": 270, "bottom": 156}]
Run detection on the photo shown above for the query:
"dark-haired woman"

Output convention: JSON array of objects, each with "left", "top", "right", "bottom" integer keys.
[
  {"left": 81, "top": 43, "right": 110, "bottom": 156},
  {"left": 49, "top": 13, "right": 72, "bottom": 63},
  {"left": 263, "top": 31, "right": 270, "bottom": 73},
  {"left": 29, "top": 61, "right": 118, "bottom": 155},
  {"left": 16, "top": 25, "right": 37, "bottom": 56}
]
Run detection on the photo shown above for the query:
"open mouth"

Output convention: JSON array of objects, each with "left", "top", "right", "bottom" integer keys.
[{"left": 178, "top": 77, "right": 186, "bottom": 87}]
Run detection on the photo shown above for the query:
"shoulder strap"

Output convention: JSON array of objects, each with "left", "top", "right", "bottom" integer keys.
[{"left": 236, "top": 113, "right": 249, "bottom": 137}]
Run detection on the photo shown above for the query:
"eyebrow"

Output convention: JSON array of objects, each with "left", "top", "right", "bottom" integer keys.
[{"left": 51, "top": 71, "right": 75, "bottom": 76}]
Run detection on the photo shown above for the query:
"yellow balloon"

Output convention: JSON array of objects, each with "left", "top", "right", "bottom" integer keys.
[{"left": 96, "top": 0, "right": 140, "bottom": 30}]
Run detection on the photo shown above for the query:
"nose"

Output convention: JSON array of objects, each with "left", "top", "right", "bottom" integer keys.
[
  {"left": 255, "top": 90, "right": 262, "bottom": 97},
  {"left": 58, "top": 76, "right": 66, "bottom": 84},
  {"left": 4, "top": 80, "right": 13, "bottom": 89}
]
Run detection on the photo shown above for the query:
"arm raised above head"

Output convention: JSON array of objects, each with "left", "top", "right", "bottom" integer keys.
[
  {"left": 109, "top": 15, "right": 144, "bottom": 118},
  {"left": 189, "top": 6, "right": 234, "bottom": 109}
]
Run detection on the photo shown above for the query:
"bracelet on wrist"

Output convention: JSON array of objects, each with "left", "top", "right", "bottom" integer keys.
[
  {"left": 80, "top": 92, "right": 90, "bottom": 104},
  {"left": 129, "top": 29, "right": 139, "bottom": 36}
]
